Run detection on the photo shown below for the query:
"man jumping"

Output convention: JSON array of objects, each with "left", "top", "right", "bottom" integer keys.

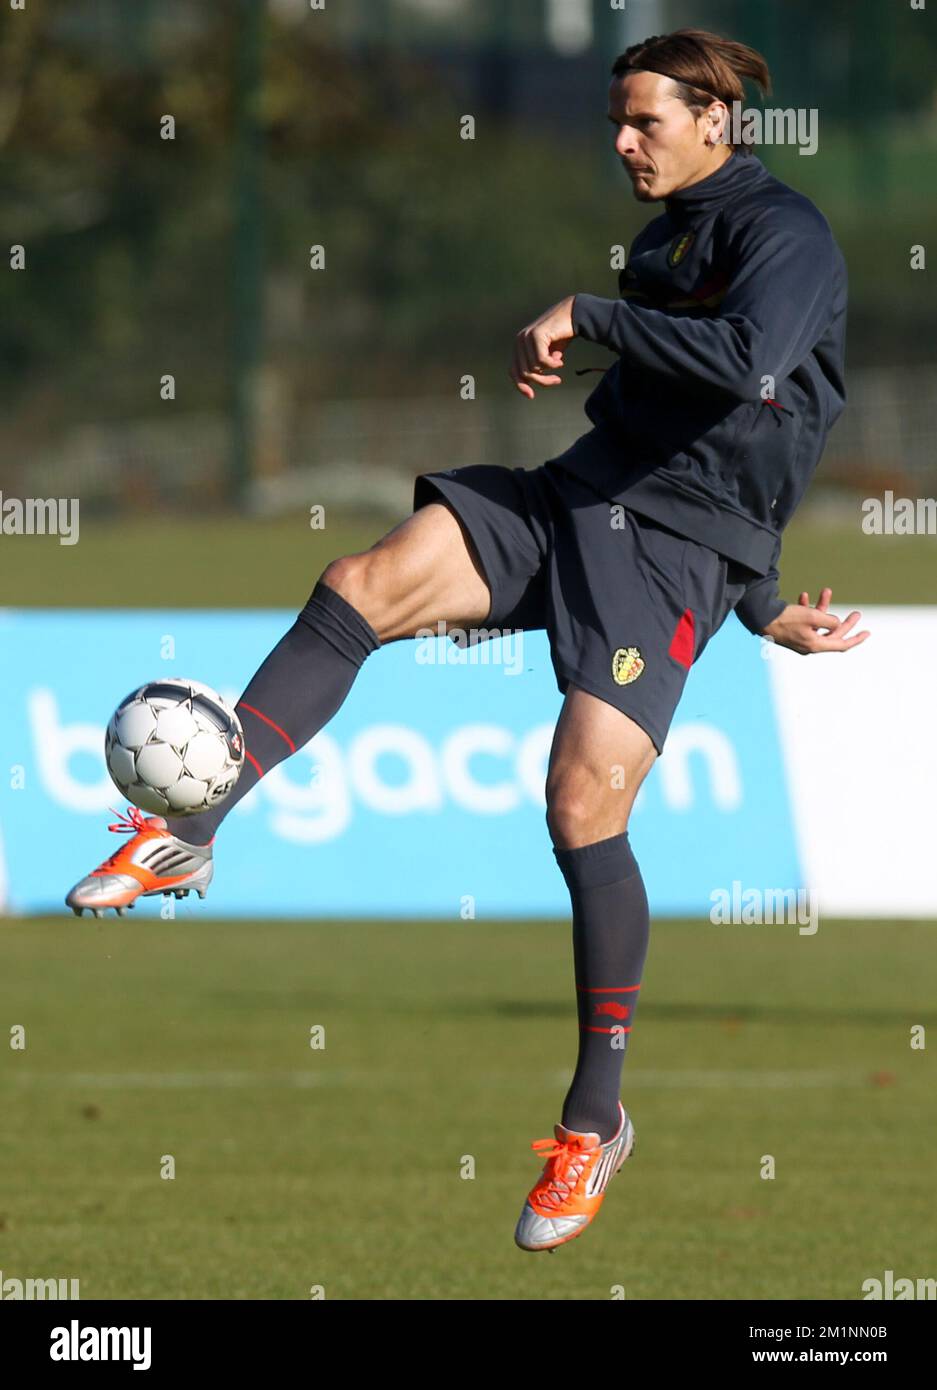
[{"left": 67, "top": 29, "right": 868, "bottom": 1253}]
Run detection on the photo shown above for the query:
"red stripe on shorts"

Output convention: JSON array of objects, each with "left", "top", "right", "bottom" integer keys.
[{"left": 668, "top": 607, "right": 695, "bottom": 669}]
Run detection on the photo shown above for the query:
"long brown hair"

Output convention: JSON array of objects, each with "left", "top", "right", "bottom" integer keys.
[{"left": 611, "top": 29, "right": 772, "bottom": 156}]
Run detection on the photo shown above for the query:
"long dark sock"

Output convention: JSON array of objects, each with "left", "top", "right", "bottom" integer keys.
[
  {"left": 552, "top": 830, "right": 650, "bottom": 1142},
  {"left": 164, "top": 581, "right": 380, "bottom": 845}
]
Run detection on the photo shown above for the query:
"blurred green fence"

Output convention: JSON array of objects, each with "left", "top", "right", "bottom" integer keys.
[{"left": 2, "top": 0, "right": 935, "bottom": 516}]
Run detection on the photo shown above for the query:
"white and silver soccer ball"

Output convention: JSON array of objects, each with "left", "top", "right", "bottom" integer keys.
[{"left": 105, "top": 677, "right": 244, "bottom": 816}]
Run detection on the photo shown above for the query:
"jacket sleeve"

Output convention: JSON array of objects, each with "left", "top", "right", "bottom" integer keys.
[
  {"left": 732, "top": 533, "right": 787, "bottom": 635},
  {"left": 733, "top": 568, "right": 787, "bottom": 635},
  {"left": 571, "top": 208, "right": 835, "bottom": 402}
]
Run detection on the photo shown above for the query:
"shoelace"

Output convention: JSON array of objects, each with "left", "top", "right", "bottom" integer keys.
[
  {"left": 106, "top": 805, "right": 151, "bottom": 835},
  {"left": 530, "top": 1133, "right": 595, "bottom": 1210},
  {"left": 99, "top": 805, "right": 154, "bottom": 869}
]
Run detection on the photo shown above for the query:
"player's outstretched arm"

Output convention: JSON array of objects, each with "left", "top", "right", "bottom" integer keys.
[{"left": 763, "top": 587, "right": 870, "bottom": 655}]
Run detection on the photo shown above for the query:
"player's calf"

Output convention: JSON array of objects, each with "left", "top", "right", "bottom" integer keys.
[{"left": 543, "top": 687, "right": 654, "bottom": 1145}]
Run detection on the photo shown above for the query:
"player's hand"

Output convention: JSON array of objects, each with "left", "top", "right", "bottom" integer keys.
[
  {"left": 509, "top": 295, "right": 576, "bottom": 398},
  {"left": 762, "top": 587, "right": 871, "bottom": 654}
]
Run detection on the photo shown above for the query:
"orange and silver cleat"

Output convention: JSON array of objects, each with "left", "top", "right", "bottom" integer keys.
[
  {"left": 514, "top": 1101, "right": 635, "bottom": 1252},
  {"left": 65, "top": 806, "right": 213, "bottom": 918}
]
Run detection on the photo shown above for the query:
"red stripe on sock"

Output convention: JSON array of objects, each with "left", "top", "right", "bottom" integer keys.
[
  {"left": 668, "top": 607, "right": 695, "bottom": 669},
  {"left": 581, "top": 1025, "right": 632, "bottom": 1035},
  {"left": 577, "top": 984, "right": 641, "bottom": 993},
  {"left": 244, "top": 749, "right": 264, "bottom": 778},
  {"left": 239, "top": 703, "right": 296, "bottom": 754}
]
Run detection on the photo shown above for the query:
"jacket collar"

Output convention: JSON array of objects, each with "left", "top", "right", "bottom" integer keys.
[{"left": 664, "top": 151, "right": 767, "bottom": 223}]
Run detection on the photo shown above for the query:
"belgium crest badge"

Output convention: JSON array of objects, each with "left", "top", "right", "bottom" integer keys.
[
  {"left": 611, "top": 647, "right": 645, "bottom": 686},
  {"left": 667, "top": 231, "right": 695, "bottom": 267}
]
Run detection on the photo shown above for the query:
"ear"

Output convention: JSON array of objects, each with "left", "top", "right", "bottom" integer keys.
[{"left": 707, "top": 100, "right": 729, "bottom": 145}]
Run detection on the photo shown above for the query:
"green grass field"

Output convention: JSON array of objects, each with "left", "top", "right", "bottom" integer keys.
[
  {"left": 2, "top": 508, "right": 934, "bottom": 1299},
  {"left": 0, "top": 509, "right": 934, "bottom": 608},
  {"left": 1, "top": 915, "right": 933, "bottom": 1299}
]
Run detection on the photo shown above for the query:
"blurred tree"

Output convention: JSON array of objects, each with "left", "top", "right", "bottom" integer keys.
[{"left": 1, "top": 0, "right": 935, "bottom": 501}]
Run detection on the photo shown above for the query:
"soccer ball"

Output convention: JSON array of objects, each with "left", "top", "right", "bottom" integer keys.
[{"left": 105, "top": 678, "right": 244, "bottom": 816}]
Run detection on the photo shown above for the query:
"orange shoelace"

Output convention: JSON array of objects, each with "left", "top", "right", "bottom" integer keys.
[
  {"left": 529, "top": 1134, "right": 594, "bottom": 1210},
  {"left": 98, "top": 806, "right": 153, "bottom": 869},
  {"left": 107, "top": 806, "right": 150, "bottom": 835}
]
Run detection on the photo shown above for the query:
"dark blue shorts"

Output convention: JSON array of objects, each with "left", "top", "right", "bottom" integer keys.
[{"left": 413, "top": 431, "right": 751, "bottom": 754}]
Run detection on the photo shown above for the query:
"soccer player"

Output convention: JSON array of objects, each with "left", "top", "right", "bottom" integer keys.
[{"left": 68, "top": 29, "right": 869, "bottom": 1252}]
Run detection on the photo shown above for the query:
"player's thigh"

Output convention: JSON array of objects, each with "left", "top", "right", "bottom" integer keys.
[
  {"left": 545, "top": 685, "right": 657, "bottom": 850},
  {"left": 320, "top": 500, "right": 491, "bottom": 642}
]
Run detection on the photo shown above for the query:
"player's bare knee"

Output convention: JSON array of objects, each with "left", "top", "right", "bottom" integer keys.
[
  {"left": 320, "top": 554, "right": 386, "bottom": 632},
  {"left": 546, "top": 745, "right": 650, "bottom": 847},
  {"left": 546, "top": 781, "right": 622, "bottom": 850},
  {"left": 545, "top": 797, "right": 581, "bottom": 849},
  {"left": 320, "top": 554, "right": 357, "bottom": 599}
]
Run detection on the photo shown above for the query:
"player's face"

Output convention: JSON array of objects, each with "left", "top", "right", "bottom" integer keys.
[{"left": 607, "top": 70, "right": 730, "bottom": 202}]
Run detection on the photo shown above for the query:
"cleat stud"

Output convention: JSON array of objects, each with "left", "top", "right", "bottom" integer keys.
[
  {"left": 72, "top": 907, "right": 83, "bottom": 917},
  {"left": 93, "top": 909, "right": 104, "bottom": 918},
  {"left": 197, "top": 890, "right": 206, "bottom": 900},
  {"left": 116, "top": 907, "right": 127, "bottom": 917}
]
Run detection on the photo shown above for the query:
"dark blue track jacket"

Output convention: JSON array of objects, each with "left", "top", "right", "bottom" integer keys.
[{"left": 568, "top": 150, "right": 847, "bottom": 636}]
